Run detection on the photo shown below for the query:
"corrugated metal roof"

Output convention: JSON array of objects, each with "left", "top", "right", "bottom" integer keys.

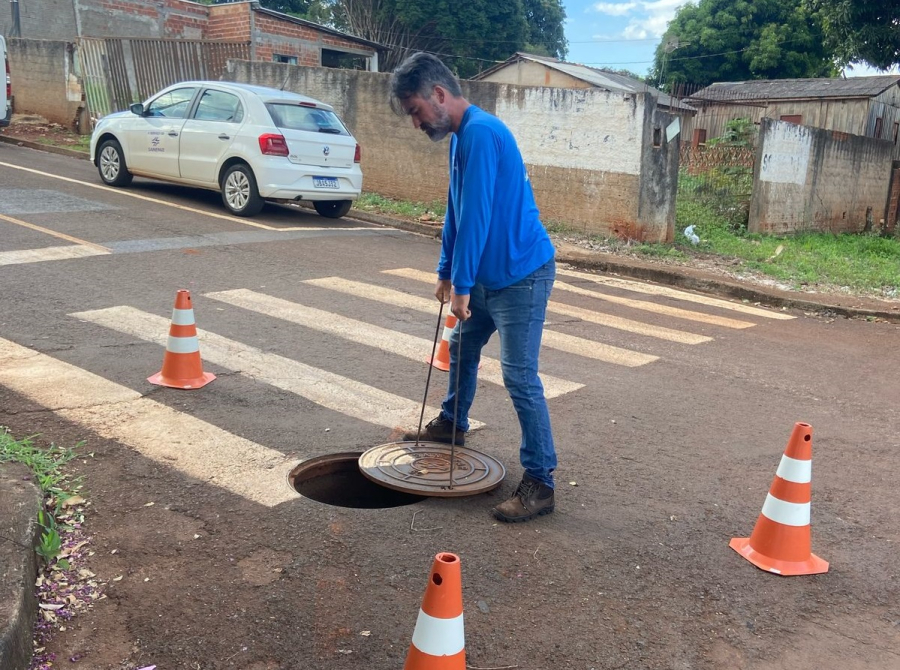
[
  {"left": 474, "top": 53, "right": 695, "bottom": 112},
  {"left": 691, "top": 76, "right": 900, "bottom": 102}
]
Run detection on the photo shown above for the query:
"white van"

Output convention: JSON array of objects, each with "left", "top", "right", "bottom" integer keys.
[{"left": 0, "top": 36, "right": 10, "bottom": 128}]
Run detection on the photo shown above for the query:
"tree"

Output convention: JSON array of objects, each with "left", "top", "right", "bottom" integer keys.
[
  {"left": 808, "top": 1, "right": 900, "bottom": 70},
  {"left": 522, "top": 0, "right": 568, "bottom": 59},
  {"left": 333, "top": 0, "right": 566, "bottom": 77},
  {"left": 256, "top": 0, "right": 335, "bottom": 23},
  {"left": 648, "top": 0, "right": 838, "bottom": 91}
]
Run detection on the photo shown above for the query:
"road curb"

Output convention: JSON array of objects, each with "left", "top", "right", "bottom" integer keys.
[
  {"left": 0, "top": 463, "right": 42, "bottom": 670},
  {"left": 555, "top": 249, "right": 900, "bottom": 323},
  {"left": 0, "top": 133, "right": 90, "bottom": 160}
]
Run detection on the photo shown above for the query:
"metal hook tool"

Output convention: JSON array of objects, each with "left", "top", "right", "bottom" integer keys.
[{"left": 414, "top": 300, "right": 445, "bottom": 446}]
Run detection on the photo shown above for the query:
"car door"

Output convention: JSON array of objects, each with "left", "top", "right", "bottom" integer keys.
[
  {"left": 178, "top": 88, "right": 244, "bottom": 185},
  {"left": 121, "top": 86, "right": 197, "bottom": 178}
]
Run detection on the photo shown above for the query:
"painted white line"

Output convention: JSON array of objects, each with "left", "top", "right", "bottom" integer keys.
[
  {"left": 0, "top": 212, "right": 110, "bottom": 252},
  {"left": 557, "top": 268, "right": 796, "bottom": 320},
  {"left": 0, "top": 337, "right": 297, "bottom": 507},
  {"left": 0, "top": 245, "right": 109, "bottom": 266},
  {"left": 380, "top": 269, "right": 712, "bottom": 345},
  {"left": 552, "top": 280, "right": 755, "bottom": 329},
  {"left": 304, "top": 277, "right": 659, "bottom": 368},
  {"left": 0, "top": 161, "right": 370, "bottom": 233},
  {"left": 206, "top": 289, "right": 584, "bottom": 398},
  {"left": 68, "top": 306, "right": 475, "bottom": 431}
]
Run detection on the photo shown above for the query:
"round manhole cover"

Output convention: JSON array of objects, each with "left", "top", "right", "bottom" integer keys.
[{"left": 358, "top": 441, "right": 505, "bottom": 497}]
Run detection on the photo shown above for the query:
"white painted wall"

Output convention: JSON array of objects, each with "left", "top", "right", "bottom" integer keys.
[
  {"left": 759, "top": 121, "right": 812, "bottom": 185},
  {"left": 496, "top": 86, "right": 645, "bottom": 176}
]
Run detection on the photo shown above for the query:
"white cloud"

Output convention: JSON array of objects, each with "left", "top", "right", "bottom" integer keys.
[
  {"left": 591, "top": 0, "right": 682, "bottom": 39},
  {"left": 591, "top": 2, "right": 638, "bottom": 17}
]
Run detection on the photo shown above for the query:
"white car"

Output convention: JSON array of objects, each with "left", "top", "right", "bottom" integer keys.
[{"left": 89, "top": 81, "right": 362, "bottom": 218}]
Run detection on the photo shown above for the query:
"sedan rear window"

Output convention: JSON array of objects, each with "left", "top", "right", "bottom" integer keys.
[{"left": 266, "top": 103, "right": 349, "bottom": 135}]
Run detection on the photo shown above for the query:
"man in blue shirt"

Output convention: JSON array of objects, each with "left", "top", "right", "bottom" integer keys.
[{"left": 391, "top": 53, "right": 558, "bottom": 523}]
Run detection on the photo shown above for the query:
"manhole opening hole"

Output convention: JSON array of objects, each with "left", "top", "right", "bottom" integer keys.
[{"left": 289, "top": 452, "right": 425, "bottom": 509}]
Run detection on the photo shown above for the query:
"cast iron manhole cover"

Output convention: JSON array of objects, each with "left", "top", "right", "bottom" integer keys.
[{"left": 358, "top": 441, "right": 505, "bottom": 497}]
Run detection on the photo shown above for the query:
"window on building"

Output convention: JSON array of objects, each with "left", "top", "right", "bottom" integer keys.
[
  {"left": 874, "top": 116, "right": 884, "bottom": 139},
  {"left": 322, "top": 49, "right": 367, "bottom": 70},
  {"left": 780, "top": 114, "right": 803, "bottom": 125},
  {"left": 273, "top": 54, "right": 298, "bottom": 65},
  {"left": 692, "top": 128, "right": 707, "bottom": 148},
  {"left": 894, "top": 122, "right": 899, "bottom": 145}
]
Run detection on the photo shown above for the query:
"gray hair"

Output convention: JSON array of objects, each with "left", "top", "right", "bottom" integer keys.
[{"left": 389, "top": 53, "right": 462, "bottom": 115}]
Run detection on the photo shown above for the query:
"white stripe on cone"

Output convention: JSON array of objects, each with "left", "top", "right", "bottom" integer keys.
[
  {"left": 760, "top": 493, "right": 810, "bottom": 527},
  {"left": 166, "top": 335, "right": 200, "bottom": 354},
  {"left": 410, "top": 609, "right": 465, "bottom": 657},
  {"left": 775, "top": 455, "right": 811, "bottom": 483},
  {"left": 171, "top": 308, "right": 196, "bottom": 326}
]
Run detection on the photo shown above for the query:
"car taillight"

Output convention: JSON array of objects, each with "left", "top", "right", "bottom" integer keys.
[
  {"left": 258, "top": 133, "right": 289, "bottom": 156},
  {"left": 5, "top": 59, "right": 9, "bottom": 101},
  {"left": 354, "top": 143, "right": 361, "bottom": 163}
]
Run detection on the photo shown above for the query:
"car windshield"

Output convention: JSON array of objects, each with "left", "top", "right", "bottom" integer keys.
[{"left": 266, "top": 103, "right": 349, "bottom": 135}]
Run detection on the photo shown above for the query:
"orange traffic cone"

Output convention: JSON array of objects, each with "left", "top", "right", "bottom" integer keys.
[
  {"left": 730, "top": 422, "right": 829, "bottom": 576},
  {"left": 426, "top": 314, "right": 457, "bottom": 371},
  {"left": 148, "top": 290, "right": 216, "bottom": 390},
  {"left": 404, "top": 552, "right": 465, "bottom": 670}
]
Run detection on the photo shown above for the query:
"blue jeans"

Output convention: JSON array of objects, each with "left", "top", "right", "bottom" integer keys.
[{"left": 441, "top": 258, "right": 557, "bottom": 487}]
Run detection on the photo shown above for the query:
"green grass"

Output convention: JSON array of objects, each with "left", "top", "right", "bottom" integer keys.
[
  {"left": 0, "top": 428, "right": 81, "bottom": 504},
  {"left": 676, "top": 193, "right": 900, "bottom": 296},
  {"left": 354, "top": 192, "right": 446, "bottom": 221},
  {"left": 36, "top": 135, "right": 91, "bottom": 153}
]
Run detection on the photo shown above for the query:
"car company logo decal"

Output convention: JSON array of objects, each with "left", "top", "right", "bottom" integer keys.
[{"left": 323, "top": 146, "right": 330, "bottom": 156}]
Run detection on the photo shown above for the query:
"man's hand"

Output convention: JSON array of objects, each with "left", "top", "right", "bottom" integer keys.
[
  {"left": 434, "top": 279, "right": 451, "bottom": 304},
  {"left": 450, "top": 292, "right": 471, "bottom": 321}
]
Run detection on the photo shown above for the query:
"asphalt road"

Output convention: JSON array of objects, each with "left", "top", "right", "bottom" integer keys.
[{"left": 1, "top": 142, "right": 899, "bottom": 669}]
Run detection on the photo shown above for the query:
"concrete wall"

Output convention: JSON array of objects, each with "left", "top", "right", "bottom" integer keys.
[
  {"left": 750, "top": 118, "right": 894, "bottom": 234},
  {"left": 6, "top": 39, "right": 83, "bottom": 128},
  {"left": 224, "top": 60, "right": 676, "bottom": 240},
  {"left": 478, "top": 61, "right": 592, "bottom": 89},
  {"left": 0, "top": 0, "right": 76, "bottom": 41}
]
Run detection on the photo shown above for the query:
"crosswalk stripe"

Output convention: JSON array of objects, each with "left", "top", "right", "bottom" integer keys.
[
  {"left": 303, "top": 277, "right": 659, "bottom": 367},
  {"left": 557, "top": 268, "right": 796, "bottom": 320},
  {"left": 0, "top": 337, "right": 297, "bottom": 507},
  {"left": 0, "top": 245, "right": 109, "bottom": 266},
  {"left": 69, "top": 306, "right": 479, "bottom": 431},
  {"left": 205, "top": 289, "right": 584, "bottom": 397},
  {"left": 552, "top": 280, "right": 755, "bottom": 329},
  {"left": 380, "top": 269, "right": 712, "bottom": 345}
]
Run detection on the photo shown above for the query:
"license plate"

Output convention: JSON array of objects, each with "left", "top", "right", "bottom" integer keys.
[{"left": 313, "top": 177, "right": 339, "bottom": 189}]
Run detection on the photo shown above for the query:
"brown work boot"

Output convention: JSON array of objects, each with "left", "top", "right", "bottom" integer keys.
[
  {"left": 402, "top": 414, "right": 465, "bottom": 445},
  {"left": 492, "top": 474, "right": 555, "bottom": 523}
]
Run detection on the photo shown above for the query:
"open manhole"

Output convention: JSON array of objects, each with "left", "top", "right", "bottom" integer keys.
[{"left": 289, "top": 452, "right": 425, "bottom": 509}]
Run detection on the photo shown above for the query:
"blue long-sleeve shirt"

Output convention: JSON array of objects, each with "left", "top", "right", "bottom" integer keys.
[{"left": 437, "top": 105, "right": 555, "bottom": 295}]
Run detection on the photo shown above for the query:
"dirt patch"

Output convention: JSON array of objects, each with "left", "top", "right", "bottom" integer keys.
[{"left": 1, "top": 115, "right": 89, "bottom": 151}]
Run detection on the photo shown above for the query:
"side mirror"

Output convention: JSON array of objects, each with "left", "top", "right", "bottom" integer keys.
[{"left": 130, "top": 103, "right": 144, "bottom": 116}]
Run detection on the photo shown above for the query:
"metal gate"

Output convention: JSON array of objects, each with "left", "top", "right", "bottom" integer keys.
[{"left": 77, "top": 38, "right": 250, "bottom": 122}]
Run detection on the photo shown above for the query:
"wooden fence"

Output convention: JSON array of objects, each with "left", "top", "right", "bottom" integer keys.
[{"left": 77, "top": 37, "right": 250, "bottom": 121}]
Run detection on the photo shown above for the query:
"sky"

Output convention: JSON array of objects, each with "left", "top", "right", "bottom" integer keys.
[{"left": 561, "top": 0, "right": 900, "bottom": 79}]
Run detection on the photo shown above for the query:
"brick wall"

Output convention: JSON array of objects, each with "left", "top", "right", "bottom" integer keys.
[
  {"left": 6, "top": 39, "right": 84, "bottom": 128},
  {"left": 207, "top": 4, "right": 252, "bottom": 42},
  {"left": 750, "top": 118, "right": 894, "bottom": 234},
  {"left": 224, "top": 61, "right": 675, "bottom": 240}
]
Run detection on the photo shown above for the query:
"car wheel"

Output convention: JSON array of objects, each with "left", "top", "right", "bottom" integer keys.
[
  {"left": 221, "top": 164, "right": 264, "bottom": 217},
  {"left": 97, "top": 139, "right": 133, "bottom": 187},
  {"left": 313, "top": 200, "right": 352, "bottom": 219}
]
